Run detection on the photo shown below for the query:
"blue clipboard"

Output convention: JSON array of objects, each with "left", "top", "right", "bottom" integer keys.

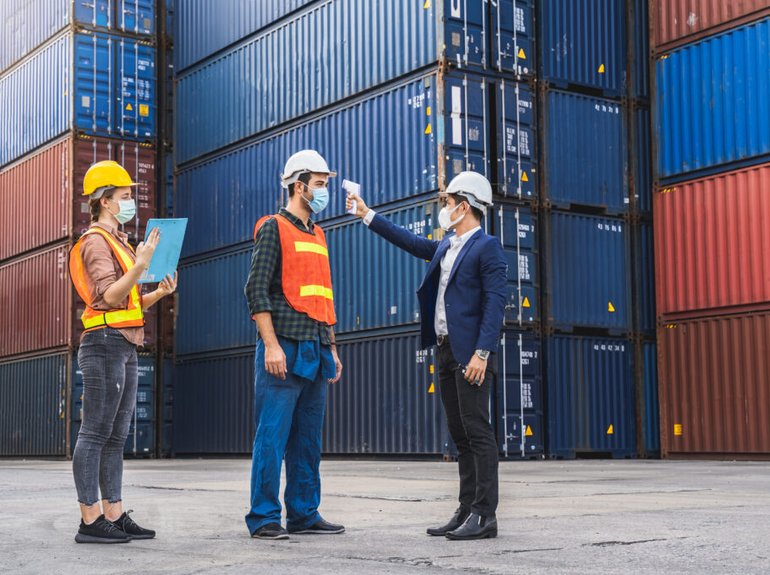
[{"left": 138, "top": 218, "right": 188, "bottom": 284}]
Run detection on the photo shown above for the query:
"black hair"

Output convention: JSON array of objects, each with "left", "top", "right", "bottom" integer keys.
[
  {"left": 450, "top": 193, "right": 484, "bottom": 222},
  {"left": 289, "top": 172, "right": 313, "bottom": 198}
]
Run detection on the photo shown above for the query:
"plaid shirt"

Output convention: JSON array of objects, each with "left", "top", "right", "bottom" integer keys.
[{"left": 244, "top": 208, "right": 332, "bottom": 344}]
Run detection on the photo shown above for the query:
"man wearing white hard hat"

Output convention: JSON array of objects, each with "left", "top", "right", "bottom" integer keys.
[
  {"left": 347, "top": 171, "right": 507, "bottom": 540},
  {"left": 244, "top": 150, "right": 344, "bottom": 540}
]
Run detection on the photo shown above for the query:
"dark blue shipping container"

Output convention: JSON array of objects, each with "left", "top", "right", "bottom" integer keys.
[
  {"left": 175, "top": 0, "right": 534, "bottom": 164},
  {"left": 634, "top": 223, "right": 656, "bottom": 335},
  {"left": 173, "top": 350, "right": 255, "bottom": 454},
  {"left": 539, "top": 0, "right": 627, "bottom": 94},
  {"left": 495, "top": 78, "right": 538, "bottom": 199},
  {"left": 492, "top": 203, "right": 540, "bottom": 325},
  {"left": 547, "top": 335, "right": 636, "bottom": 458},
  {"left": 176, "top": 72, "right": 535, "bottom": 256},
  {"left": 0, "top": 30, "right": 157, "bottom": 168},
  {"left": 0, "top": 352, "right": 68, "bottom": 456},
  {"left": 176, "top": 245, "right": 254, "bottom": 356},
  {"left": 632, "top": 106, "right": 652, "bottom": 214},
  {"left": 0, "top": 0, "right": 155, "bottom": 75},
  {"left": 631, "top": 0, "right": 649, "bottom": 99},
  {"left": 641, "top": 341, "right": 659, "bottom": 456},
  {"left": 545, "top": 212, "right": 631, "bottom": 333},
  {"left": 495, "top": 331, "right": 544, "bottom": 458},
  {"left": 656, "top": 18, "right": 770, "bottom": 180},
  {"left": 543, "top": 91, "right": 629, "bottom": 213},
  {"left": 324, "top": 329, "right": 448, "bottom": 455}
]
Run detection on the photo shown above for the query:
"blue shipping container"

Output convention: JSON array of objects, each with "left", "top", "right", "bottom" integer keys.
[
  {"left": 496, "top": 331, "right": 544, "bottom": 457},
  {"left": 324, "top": 329, "right": 448, "bottom": 455},
  {"left": 0, "top": 30, "right": 157, "bottom": 168},
  {"left": 117, "top": 0, "right": 155, "bottom": 36},
  {"left": 543, "top": 90, "right": 628, "bottom": 213},
  {"left": 173, "top": 351, "right": 255, "bottom": 454},
  {"left": 641, "top": 341, "right": 659, "bottom": 455},
  {"left": 175, "top": 0, "right": 533, "bottom": 164},
  {"left": 547, "top": 335, "right": 636, "bottom": 458},
  {"left": 631, "top": 0, "right": 649, "bottom": 99},
  {"left": 633, "top": 106, "right": 652, "bottom": 214},
  {"left": 0, "top": 352, "right": 68, "bottom": 456},
  {"left": 176, "top": 245, "right": 253, "bottom": 356},
  {"left": 545, "top": 212, "right": 631, "bottom": 332},
  {"left": 634, "top": 223, "right": 655, "bottom": 335},
  {"left": 176, "top": 72, "right": 535, "bottom": 256},
  {"left": 656, "top": 18, "right": 770, "bottom": 179},
  {"left": 539, "top": 0, "right": 627, "bottom": 94}
]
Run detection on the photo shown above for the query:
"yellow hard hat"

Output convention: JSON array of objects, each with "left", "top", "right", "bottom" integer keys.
[{"left": 83, "top": 160, "right": 138, "bottom": 196}]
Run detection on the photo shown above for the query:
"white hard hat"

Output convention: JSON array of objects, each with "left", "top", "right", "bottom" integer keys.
[
  {"left": 280, "top": 150, "right": 337, "bottom": 189},
  {"left": 442, "top": 171, "right": 494, "bottom": 214}
]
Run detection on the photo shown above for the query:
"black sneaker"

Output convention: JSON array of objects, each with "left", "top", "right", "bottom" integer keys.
[
  {"left": 75, "top": 515, "right": 132, "bottom": 544},
  {"left": 252, "top": 523, "right": 289, "bottom": 540},
  {"left": 112, "top": 510, "right": 156, "bottom": 540},
  {"left": 288, "top": 518, "right": 345, "bottom": 535}
]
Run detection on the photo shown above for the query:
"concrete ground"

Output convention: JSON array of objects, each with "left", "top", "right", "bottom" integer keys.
[{"left": 0, "top": 458, "right": 768, "bottom": 575}]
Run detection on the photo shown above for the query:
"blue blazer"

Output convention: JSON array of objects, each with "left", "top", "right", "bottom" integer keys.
[{"left": 369, "top": 213, "right": 508, "bottom": 365}]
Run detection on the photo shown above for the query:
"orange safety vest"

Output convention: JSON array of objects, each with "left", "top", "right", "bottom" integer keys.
[
  {"left": 69, "top": 227, "right": 145, "bottom": 332},
  {"left": 254, "top": 214, "right": 336, "bottom": 326}
]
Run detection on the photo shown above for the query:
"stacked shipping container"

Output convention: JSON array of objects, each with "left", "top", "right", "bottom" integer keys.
[
  {"left": 652, "top": 4, "right": 770, "bottom": 458},
  {"left": 0, "top": 0, "right": 162, "bottom": 457},
  {"left": 169, "top": 0, "right": 657, "bottom": 459}
]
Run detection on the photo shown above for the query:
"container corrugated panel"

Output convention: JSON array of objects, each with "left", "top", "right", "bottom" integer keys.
[
  {"left": 656, "top": 18, "right": 770, "bottom": 180},
  {"left": 641, "top": 341, "right": 660, "bottom": 456},
  {"left": 654, "top": 163, "right": 770, "bottom": 318},
  {"left": 545, "top": 212, "right": 631, "bottom": 332},
  {"left": 547, "top": 335, "right": 636, "bottom": 458},
  {"left": 324, "top": 330, "right": 447, "bottom": 455},
  {"left": 543, "top": 91, "right": 629, "bottom": 213},
  {"left": 175, "top": 1, "right": 534, "bottom": 165},
  {"left": 652, "top": 0, "right": 770, "bottom": 51},
  {"left": 176, "top": 246, "right": 253, "bottom": 356},
  {"left": 659, "top": 313, "right": 770, "bottom": 456},
  {"left": 631, "top": 0, "right": 650, "bottom": 98},
  {"left": 177, "top": 72, "right": 533, "bottom": 256},
  {"left": 0, "top": 0, "right": 70, "bottom": 74},
  {"left": 632, "top": 106, "right": 652, "bottom": 214},
  {"left": 634, "top": 223, "right": 656, "bottom": 334},
  {"left": 493, "top": 203, "right": 540, "bottom": 324},
  {"left": 173, "top": 351, "right": 255, "bottom": 454},
  {"left": 538, "top": 0, "right": 627, "bottom": 94},
  {"left": 117, "top": 0, "right": 155, "bottom": 36},
  {"left": 0, "top": 352, "right": 68, "bottom": 456},
  {"left": 0, "top": 31, "right": 157, "bottom": 168},
  {"left": 496, "top": 331, "right": 543, "bottom": 457},
  {"left": 0, "top": 244, "right": 72, "bottom": 359}
]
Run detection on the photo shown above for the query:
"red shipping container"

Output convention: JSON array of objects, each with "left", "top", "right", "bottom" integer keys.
[
  {"left": 0, "top": 134, "right": 157, "bottom": 262},
  {"left": 659, "top": 312, "right": 770, "bottom": 458},
  {"left": 654, "top": 163, "right": 770, "bottom": 320},
  {"left": 652, "top": 0, "right": 770, "bottom": 51}
]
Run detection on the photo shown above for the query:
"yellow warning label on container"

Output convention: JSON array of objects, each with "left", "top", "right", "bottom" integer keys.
[
  {"left": 126, "top": 103, "right": 133, "bottom": 111},
  {"left": 518, "top": 48, "right": 526, "bottom": 60},
  {"left": 522, "top": 296, "right": 531, "bottom": 308},
  {"left": 598, "top": 63, "right": 606, "bottom": 73},
  {"left": 426, "top": 106, "right": 431, "bottom": 116},
  {"left": 521, "top": 171, "right": 529, "bottom": 182},
  {"left": 674, "top": 424, "right": 683, "bottom": 436},
  {"left": 608, "top": 301, "right": 616, "bottom": 313},
  {"left": 427, "top": 234, "right": 432, "bottom": 240},
  {"left": 607, "top": 424, "right": 614, "bottom": 435},
  {"left": 423, "top": 0, "right": 431, "bottom": 8},
  {"left": 424, "top": 123, "right": 432, "bottom": 135},
  {"left": 428, "top": 383, "right": 435, "bottom": 393},
  {"left": 525, "top": 426, "right": 533, "bottom": 437},
  {"left": 429, "top": 364, "right": 435, "bottom": 375},
  {"left": 139, "top": 104, "right": 149, "bottom": 117}
]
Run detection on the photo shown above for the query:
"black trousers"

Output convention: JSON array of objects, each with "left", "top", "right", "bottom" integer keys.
[{"left": 436, "top": 337, "right": 499, "bottom": 517}]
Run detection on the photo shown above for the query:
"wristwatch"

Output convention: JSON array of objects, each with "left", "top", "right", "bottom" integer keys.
[{"left": 475, "top": 349, "right": 490, "bottom": 361}]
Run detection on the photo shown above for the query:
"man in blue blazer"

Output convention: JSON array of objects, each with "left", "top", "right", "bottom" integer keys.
[{"left": 346, "top": 171, "right": 507, "bottom": 540}]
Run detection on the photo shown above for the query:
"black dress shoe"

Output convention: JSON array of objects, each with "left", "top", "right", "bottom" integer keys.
[
  {"left": 252, "top": 523, "right": 289, "bottom": 540},
  {"left": 445, "top": 513, "right": 498, "bottom": 540},
  {"left": 288, "top": 518, "right": 345, "bottom": 534},
  {"left": 426, "top": 506, "right": 470, "bottom": 536}
]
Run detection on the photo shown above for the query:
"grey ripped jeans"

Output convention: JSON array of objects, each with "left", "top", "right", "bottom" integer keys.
[{"left": 72, "top": 327, "right": 138, "bottom": 506}]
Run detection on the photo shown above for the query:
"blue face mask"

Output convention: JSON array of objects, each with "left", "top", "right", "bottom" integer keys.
[
  {"left": 109, "top": 198, "right": 137, "bottom": 224},
  {"left": 301, "top": 183, "right": 329, "bottom": 214}
]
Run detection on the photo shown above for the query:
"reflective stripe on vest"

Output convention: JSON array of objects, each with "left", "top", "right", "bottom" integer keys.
[
  {"left": 254, "top": 214, "right": 337, "bottom": 325},
  {"left": 69, "top": 227, "right": 144, "bottom": 331}
]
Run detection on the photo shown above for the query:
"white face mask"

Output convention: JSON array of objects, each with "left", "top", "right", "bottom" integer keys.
[{"left": 438, "top": 203, "right": 465, "bottom": 231}]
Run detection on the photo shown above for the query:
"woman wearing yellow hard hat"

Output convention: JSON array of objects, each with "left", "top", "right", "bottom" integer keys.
[{"left": 68, "top": 160, "right": 177, "bottom": 544}]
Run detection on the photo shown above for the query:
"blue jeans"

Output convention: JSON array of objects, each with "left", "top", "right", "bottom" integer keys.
[
  {"left": 245, "top": 338, "right": 330, "bottom": 534},
  {"left": 72, "top": 328, "right": 138, "bottom": 505}
]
